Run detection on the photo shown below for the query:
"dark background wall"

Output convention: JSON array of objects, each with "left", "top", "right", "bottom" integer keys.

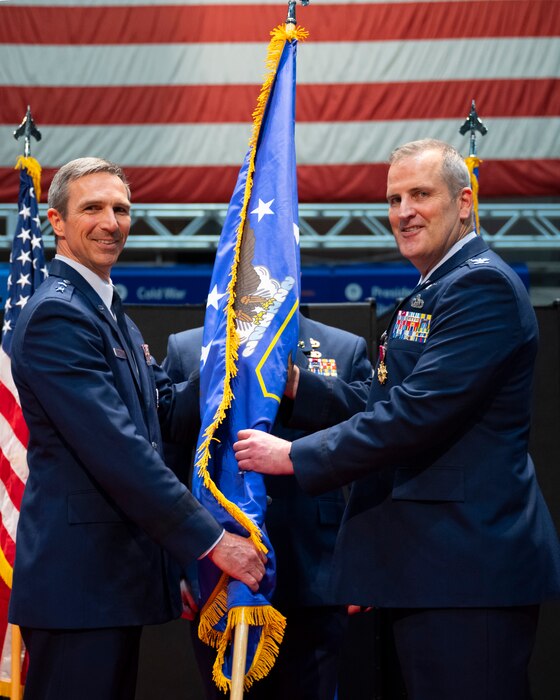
[
  {"left": 527, "top": 305, "right": 560, "bottom": 700},
  {"left": 120, "top": 302, "right": 558, "bottom": 699}
]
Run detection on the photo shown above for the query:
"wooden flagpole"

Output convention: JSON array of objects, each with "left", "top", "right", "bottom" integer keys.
[
  {"left": 230, "top": 609, "right": 249, "bottom": 700},
  {"left": 10, "top": 624, "right": 21, "bottom": 700}
]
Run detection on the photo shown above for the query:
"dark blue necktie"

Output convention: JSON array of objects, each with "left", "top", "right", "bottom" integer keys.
[{"left": 111, "top": 289, "right": 138, "bottom": 375}]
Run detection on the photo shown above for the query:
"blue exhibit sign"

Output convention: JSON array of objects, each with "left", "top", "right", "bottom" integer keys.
[
  {"left": 0, "top": 262, "right": 530, "bottom": 316},
  {"left": 111, "top": 265, "right": 213, "bottom": 305}
]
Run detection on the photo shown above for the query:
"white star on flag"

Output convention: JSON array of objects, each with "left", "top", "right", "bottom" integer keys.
[
  {"left": 206, "top": 284, "right": 226, "bottom": 310},
  {"left": 16, "top": 250, "right": 32, "bottom": 265},
  {"left": 17, "top": 273, "right": 31, "bottom": 289},
  {"left": 200, "top": 343, "right": 211, "bottom": 368},
  {"left": 250, "top": 198, "right": 274, "bottom": 222},
  {"left": 15, "top": 295, "right": 29, "bottom": 309}
]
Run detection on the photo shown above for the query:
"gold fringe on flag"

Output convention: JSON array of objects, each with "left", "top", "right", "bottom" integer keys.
[
  {"left": 195, "top": 24, "right": 308, "bottom": 549},
  {"left": 465, "top": 155, "right": 482, "bottom": 235},
  {"left": 213, "top": 605, "right": 287, "bottom": 693},
  {"left": 0, "top": 544, "right": 14, "bottom": 589},
  {"left": 14, "top": 156, "right": 42, "bottom": 204},
  {"left": 194, "top": 23, "right": 306, "bottom": 692}
]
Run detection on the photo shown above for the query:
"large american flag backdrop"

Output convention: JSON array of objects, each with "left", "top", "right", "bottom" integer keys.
[{"left": 0, "top": 0, "right": 558, "bottom": 205}]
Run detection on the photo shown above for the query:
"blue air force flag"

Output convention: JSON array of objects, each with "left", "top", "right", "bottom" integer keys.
[{"left": 193, "top": 24, "right": 306, "bottom": 693}]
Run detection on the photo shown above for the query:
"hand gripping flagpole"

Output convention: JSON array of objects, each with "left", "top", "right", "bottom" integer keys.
[
  {"left": 459, "top": 99, "right": 487, "bottom": 234},
  {"left": 228, "top": 7, "right": 308, "bottom": 698}
]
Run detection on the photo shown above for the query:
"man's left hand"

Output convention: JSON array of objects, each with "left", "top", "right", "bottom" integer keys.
[{"left": 234, "top": 430, "right": 294, "bottom": 475}]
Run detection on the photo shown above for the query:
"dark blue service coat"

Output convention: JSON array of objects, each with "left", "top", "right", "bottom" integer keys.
[
  {"left": 9, "top": 259, "right": 222, "bottom": 630},
  {"left": 290, "top": 236, "right": 560, "bottom": 608}
]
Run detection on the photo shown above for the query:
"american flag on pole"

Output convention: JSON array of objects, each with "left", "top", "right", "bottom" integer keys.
[
  {"left": 0, "top": 0, "right": 558, "bottom": 204},
  {"left": 0, "top": 157, "right": 47, "bottom": 695}
]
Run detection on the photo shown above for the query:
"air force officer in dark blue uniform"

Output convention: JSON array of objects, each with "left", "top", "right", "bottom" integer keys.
[
  {"left": 8, "top": 158, "right": 266, "bottom": 700},
  {"left": 234, "top": 139, "right": 560, "bottom": 700}
]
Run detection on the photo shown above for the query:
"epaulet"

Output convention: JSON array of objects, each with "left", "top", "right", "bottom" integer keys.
[
  {"left": 465, "top": 256, "right": 492, "bottom": 269},
  {"left": 45, "top": 277, "right": 75, "bottom": 300}
]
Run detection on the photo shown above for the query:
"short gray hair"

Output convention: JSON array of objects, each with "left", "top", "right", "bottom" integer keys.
[
  {"left": 48, "top": 157, "right": 131, "bottom": 218},
  {"left": 389, "top": 139, "right": 470, "bottom": 197}
]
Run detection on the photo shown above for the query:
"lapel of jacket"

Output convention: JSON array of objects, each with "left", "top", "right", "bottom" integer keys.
[
  {"left": 424, "top": 235, "right": 489, "bottom": 287},
  {"left": 48, "top": 259, "right": 143, "bottom": 395},
  {"left": 381, "top": 236, "right": 490, "bottom": 343}
]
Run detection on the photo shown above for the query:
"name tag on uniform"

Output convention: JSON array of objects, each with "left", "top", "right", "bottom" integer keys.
[
  {"left": 113, "top": 347, "right": 127, "bottom": 359},
  {"left": 392, "top": 310, "right": 432, "bottom": 344}
]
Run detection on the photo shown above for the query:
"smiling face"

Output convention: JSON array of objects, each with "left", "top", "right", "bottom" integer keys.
[
  {"left": 386, "top": 149, "right": 473, "bottom": 277},
  {"left": 48, "top": 172, "right": 131, "bottom": 281}
]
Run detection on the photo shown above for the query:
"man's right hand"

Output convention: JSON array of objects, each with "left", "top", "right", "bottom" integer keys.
[{"left": 207, "top": 531, "right": 267, "bottom": 592}]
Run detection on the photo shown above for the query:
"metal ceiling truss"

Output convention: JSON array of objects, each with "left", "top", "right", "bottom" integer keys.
[{"left": 0, "top": 202, "right": 559, "bottom": 252}]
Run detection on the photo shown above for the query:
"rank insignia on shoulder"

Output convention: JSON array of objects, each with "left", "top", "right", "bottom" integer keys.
[
  {"left": 468, "top": 257, "right": 490, "bottom": 265},
  {"left": 411, "top": 294, "right": 424, "bottom": 309}
]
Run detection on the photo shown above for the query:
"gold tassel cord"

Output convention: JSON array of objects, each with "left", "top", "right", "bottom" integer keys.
[
  {"left": 0, "top": 541, "right": 13, "bottom": 589},
  {"left": 14, "top": 156, "right": 42, "bottom": 204},
  {"left": 465, "top": 155, "right": 482, "bottom": 235}
]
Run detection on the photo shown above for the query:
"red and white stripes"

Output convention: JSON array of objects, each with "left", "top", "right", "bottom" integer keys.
[{"left": 0, "top": 0, "right": 558, "bottom": 203}]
